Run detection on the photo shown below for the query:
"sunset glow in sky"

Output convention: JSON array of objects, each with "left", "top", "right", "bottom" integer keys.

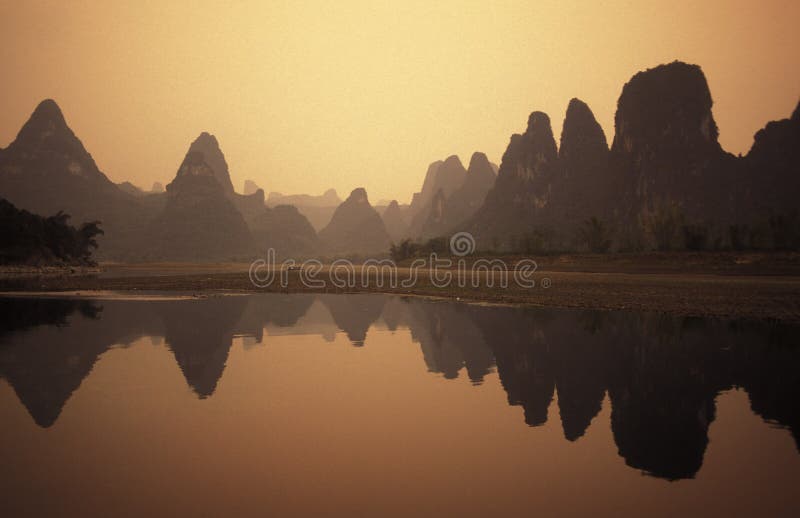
[{"left": 1, "top": 0, "right": 797, "bottom": 202}]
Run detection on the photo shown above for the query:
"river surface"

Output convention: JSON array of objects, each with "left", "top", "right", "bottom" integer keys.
[{"left": 1, "top": 293, "right": 798, "bottom": 517}]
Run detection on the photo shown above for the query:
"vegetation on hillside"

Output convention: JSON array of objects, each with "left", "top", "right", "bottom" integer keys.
[
  {"left": 0, "top": 198, "right": 103, "bottom": 265},
  {"left": 389, "top": 237, "right": 450, "bottom": 261},
  {"left": 579, "top": 217, "right": 613, "bottom": 253}
]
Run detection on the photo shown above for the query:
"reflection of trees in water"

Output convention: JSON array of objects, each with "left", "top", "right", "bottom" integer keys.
[
  {"left": 0, "top": 297, "right": 100, "bottom": 336},
  {"left": 1, "top": 294, "right": 798, "bottom": 481}
]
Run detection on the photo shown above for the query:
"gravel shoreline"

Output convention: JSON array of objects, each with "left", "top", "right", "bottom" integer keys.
[{"left": 1, "top": 265, "right": 798, "bottom": 323}]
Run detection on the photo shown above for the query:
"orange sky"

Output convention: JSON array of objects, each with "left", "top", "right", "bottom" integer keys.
[{"left": 0, "top": 0, "right": 797, "bottom": 203}]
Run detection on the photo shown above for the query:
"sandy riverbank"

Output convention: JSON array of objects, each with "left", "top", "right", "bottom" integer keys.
[{"left": 1, "top": 253, "right": 799, "bottom": 323}]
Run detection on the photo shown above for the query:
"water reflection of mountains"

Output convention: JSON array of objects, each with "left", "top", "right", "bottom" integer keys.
[{"left": 0, "top": 294, "right": 797, "bottom": 480}]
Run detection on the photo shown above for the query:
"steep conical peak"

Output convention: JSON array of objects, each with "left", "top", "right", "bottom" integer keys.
[
  {"left": 612, "top": 61, "right": 719, "bottom": 153},
  {"left": 560, "top": 98, "right": 608, "bottom": 159},
  {"left": 185, "top": 132, "right": 233, "bottom": 192},
  {"left": 526, "top": 111, "right": 554, "bottom": 137},
  {"left": 3, "top": 98, "right": 110, "bottom": 184},
  {"left": 28, "top": 99, "right": 67, "bottom": 128},
  {"left": 522, "top": 111, "right": 559, "bottom": 158},
  {"left": 437, "top": 150, "right": 497, "bottom": 233},
  {"left": 467, "top": 152, "right": 493, "bottom": 175},
  {"left": 435, "top": 155, "right": 468, "bottom": 192},
  {"left": 417, "top": 160, "right": 444, "bottom": 198},
  {"left": 442, "top": 155, "right": 463, "bottom": 169},
  {"left": 347, "top": 187, "right": 370, "bottom": 205},
  {"left": 15, "top": 99, "right": 73, "bottom": 145},
  {"left": 180, "top": 150, "right": 209, "bottom": 170},
  {"left": 319, "top": 187, "right": 389, "bottom": 254},
  {"left": 192, "top": 131, "right": 218, "bottom": 148},
  {"left": 459, "top": 151, "right": 496, "bottom": 194},
  {"left": 172, "top": 151, "right": 214, "bottom": 185},
  {"left": 425, "top": 160, "right": 444, "bottom": 177},
  {"left": 382, "top": 199, "right": 407, "bottom": 242}
]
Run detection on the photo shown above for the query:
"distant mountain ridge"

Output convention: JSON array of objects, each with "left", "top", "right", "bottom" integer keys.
[
  {"left": 267, "top": 189, "right": 341, "bottom": 231},
  {"left": 267, "top": 188, "right": 341, "bottom": 208}
]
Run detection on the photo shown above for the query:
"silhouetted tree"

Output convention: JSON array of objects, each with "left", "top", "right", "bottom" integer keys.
[
  {"left": 768, "top": 211, "right": 800, "bottom": 250},
  {"left": 729, "top": 224, "right": 749, "bottom": 250},
  {"left": 0, "top": 198, "right": 103, "bottom": 265},
  {"left": 389, "top": 239, "right": 420, "bottom": 262},
  {"left": 651, "top": 203, "right": 683, "bottom": 251},
  {"left": 579, "top": 217, "right": 612, "bottom": 253},
  {"left": 681, "top": 224, "right": 708, "bottom": 251}
]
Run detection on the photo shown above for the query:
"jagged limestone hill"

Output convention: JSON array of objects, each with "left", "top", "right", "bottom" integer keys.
[{"left": 319, "top": 188, "right": 390, "bottom": 255}]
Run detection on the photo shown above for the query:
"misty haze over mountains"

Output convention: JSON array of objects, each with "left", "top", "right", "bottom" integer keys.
[{"left": 0, "top": 60, "right": 798, "bottom": 261}]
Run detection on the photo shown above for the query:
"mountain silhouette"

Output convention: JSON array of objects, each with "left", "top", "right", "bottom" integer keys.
[
  {"left": 161, "top": 297, "right": 250, "bottom": 397},
  {"left": 249, "top": 204, "right": 320, "bottom": 258},
  {"left": 243, "top": 179, "right": 262, "bottom": 196},
  {"left": 389, "top": 297, "right": 800, "bottom": 479},
  {"left": 1, "top": 292, "right": 797, "bottom": 478},
  {"left": 381, "top": 200, "right": 408, "bottom": 242},
  {"left": 551, "top": 98, "right": 611, "bottom": 235},
  {"left": 469, "top": 112, "right": 559, "bottom": 247},
  {"left": 407, "top": 160, "right": 444, "bottom": 220},
  {"left": 424, "top": 151, "right": 496, "bottom": 237},
  {"left": 404, "top": 299, "right": 494, "bottom": 383},
  {"left": 186, "top": 132, "right": 234, "bottom": 193},
  {"left": 407, "top": 155, "right": 468, "bottom": 238},
  {"left": 267, "top": 189, "right": 341, "bottom": 231},
  {"left": 0, "top": 100, "right": 147, "bottom": 257},
  {"left": 149, "top": 142, "right": 255, "bottom": 260},
  {"left": 318, "top": 188, "right": 390, "bottom": 255},
  {"left": 319, "top": 293, "right": 387, "bottom": 346},
  {"left": 0, "top": 298, "right": 162, "bottom": 427},
  {"left": 466, "top": 61, "right": 799, "bottom": 252}
]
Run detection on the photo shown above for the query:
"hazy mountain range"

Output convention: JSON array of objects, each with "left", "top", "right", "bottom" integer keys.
[
  {"left": 266, "top": 189, "right": 341, "bottom": 232},
  {"left": 1, "top": 60, "right": 797, "bottom": 261}
]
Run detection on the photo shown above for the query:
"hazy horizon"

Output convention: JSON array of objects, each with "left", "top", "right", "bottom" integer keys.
[{"left": 1, "top": 0, "right": 798, "bottom": 203}]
